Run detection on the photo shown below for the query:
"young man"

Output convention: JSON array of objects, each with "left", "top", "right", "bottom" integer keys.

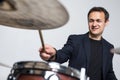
[{"left": 39, "top": 7, "right": 117, "bottom": 80}]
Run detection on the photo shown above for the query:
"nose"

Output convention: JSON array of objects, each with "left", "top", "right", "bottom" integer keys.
[{"left": 93, "top": 21, "right": 97, "bottom": 26}]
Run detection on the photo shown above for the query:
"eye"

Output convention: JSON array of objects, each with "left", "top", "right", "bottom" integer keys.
[
  {"left": 96, "top": 19, "right": 102, "bottom": 23},
  {"left": 88, "top": 19, "right": 94, "bottom": 23}
]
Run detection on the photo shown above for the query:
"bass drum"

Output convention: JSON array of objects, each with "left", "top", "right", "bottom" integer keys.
[{"left": 7, "top": 61, "right": 80, "bottom": 80}]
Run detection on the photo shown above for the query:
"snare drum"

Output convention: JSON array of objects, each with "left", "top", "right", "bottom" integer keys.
[{"left": 7, "top": 61, "right": 80, "bottom": 80}]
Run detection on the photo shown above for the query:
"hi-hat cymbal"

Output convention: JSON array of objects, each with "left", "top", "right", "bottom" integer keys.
[{"left": 0, "top": 0, "right": 69, "bottom": 30}]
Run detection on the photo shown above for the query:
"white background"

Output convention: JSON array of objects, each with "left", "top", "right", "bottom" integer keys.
[{"left": 0, "top": 0, "right": 120, "bottom": 79}]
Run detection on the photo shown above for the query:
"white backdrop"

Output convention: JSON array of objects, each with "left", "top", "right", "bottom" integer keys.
[{"left": 0, "top": 0, "right": 120, "bottom": 80}]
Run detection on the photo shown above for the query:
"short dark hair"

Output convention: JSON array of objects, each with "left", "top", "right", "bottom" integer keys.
[{"left": 87, "top": 7, "right": 109, "bottom": 22}]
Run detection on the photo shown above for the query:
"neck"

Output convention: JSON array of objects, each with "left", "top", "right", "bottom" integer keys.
[{"left": 89, "top": 33, "right": 102, "bottom": 41}]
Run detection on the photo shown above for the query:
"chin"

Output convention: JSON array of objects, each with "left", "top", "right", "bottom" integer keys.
[{"left": 90, "top": 32, "right": 101, "bottom": 36}]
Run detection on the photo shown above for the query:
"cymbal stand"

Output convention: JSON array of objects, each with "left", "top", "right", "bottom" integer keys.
[{"left": 0, "top": 62, "right": 12, "bottom": 68}]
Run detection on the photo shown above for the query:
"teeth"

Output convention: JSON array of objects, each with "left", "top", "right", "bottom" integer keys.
[
  {"left": 92, "top": 28, "right": 98, "bottom": 31},
  {"left": 92, "top": 27, "right": 98, "bottom": 29}
]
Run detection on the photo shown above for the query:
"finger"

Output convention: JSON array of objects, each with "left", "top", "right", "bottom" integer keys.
[
  {"left": 40, "top": 53, "right": 51, "bottom": 60},
  {"left": 39, "top": 47, "right": 47, "bottom": 53}
]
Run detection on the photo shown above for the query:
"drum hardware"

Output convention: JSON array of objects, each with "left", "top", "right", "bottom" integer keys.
[
  {"left": 80, "top": 68, "right": 86, "bottom": 80},
  {"left": 80, "top": 68, "right": 90, "bottom": 80},
  {"left": 0, "top": 62, "right": 12, "bottom": 68}
]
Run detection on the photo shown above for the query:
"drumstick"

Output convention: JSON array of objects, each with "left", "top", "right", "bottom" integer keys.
[
  {"left": 111, "top": 47, "right": 120, "bottom": 55},
  {"left": 0, "top": 62, "right": 12, "bottom": 68},
  {"left": 38, "top": 30, "right": 45, "bottom": 51}
]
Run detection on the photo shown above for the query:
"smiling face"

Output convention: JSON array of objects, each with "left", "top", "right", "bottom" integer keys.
[{"left": 88, "top": 11, "right": 109, "bottom": 40}]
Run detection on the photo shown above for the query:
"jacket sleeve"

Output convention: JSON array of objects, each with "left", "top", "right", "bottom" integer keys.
[
  {"left": 106, "top": 56, "right": 118, "bottom": 80},
  {"left": 54, "top": 35, "right": 75, "bottom": 63},
  {"left": 106, "top": 45, "right": 118, "bottom": 80},
  {"left": 106, "top": 63, "right": 118, "bottom": 80}
]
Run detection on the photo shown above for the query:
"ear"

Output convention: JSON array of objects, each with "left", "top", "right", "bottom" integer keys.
[{"left": 105, "top": 19, "right": 109, "bottom": 26}]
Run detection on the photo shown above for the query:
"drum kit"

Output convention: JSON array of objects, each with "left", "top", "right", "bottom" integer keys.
[
  {"left": 0, "top": 0, "right": 83, "bottom": 80},
  {"left": 0, "top": 0, "right": 119, "bottom": 80}
]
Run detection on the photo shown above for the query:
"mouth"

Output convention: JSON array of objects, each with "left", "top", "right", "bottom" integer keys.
[{"left": 91, "top": 26, "right": 99, "bottom": 31}]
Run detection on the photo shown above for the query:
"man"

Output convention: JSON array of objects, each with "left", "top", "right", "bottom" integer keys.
[{"left": 39, "top": 7, "right": 117, "bottom": 80}]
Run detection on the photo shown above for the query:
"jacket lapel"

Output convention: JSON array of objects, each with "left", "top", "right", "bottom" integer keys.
[
  {"left": 102, "top": 39, "right": 108, "bottom": 79},
  {"left": 82, "top": 33, "right": 91, "bottom": 71}
]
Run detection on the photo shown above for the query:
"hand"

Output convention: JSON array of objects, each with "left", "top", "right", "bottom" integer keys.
[{"left": 39, "top": 44, "right": 56, "bottom": 61}]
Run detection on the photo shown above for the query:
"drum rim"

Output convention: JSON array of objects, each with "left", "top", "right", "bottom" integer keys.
[{"left": 11, "top": 61, "right": 80, "bottom": 79}]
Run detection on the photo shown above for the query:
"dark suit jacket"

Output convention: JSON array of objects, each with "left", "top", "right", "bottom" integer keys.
[{"left": 55, "top": 32, "right": 117, "bottom": 80}]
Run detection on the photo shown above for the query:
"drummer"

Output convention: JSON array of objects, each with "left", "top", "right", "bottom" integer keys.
[{"left": 39, "top": 6, "right": 118, "bottom": 80}]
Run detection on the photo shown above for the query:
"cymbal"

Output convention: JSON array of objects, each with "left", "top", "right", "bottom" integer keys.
[
  {"left": 111, "top": 47, "right": 120, "bottom": 55},
  {"left": 0, "top": 0, "right": 69, "bottom": 30}
]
